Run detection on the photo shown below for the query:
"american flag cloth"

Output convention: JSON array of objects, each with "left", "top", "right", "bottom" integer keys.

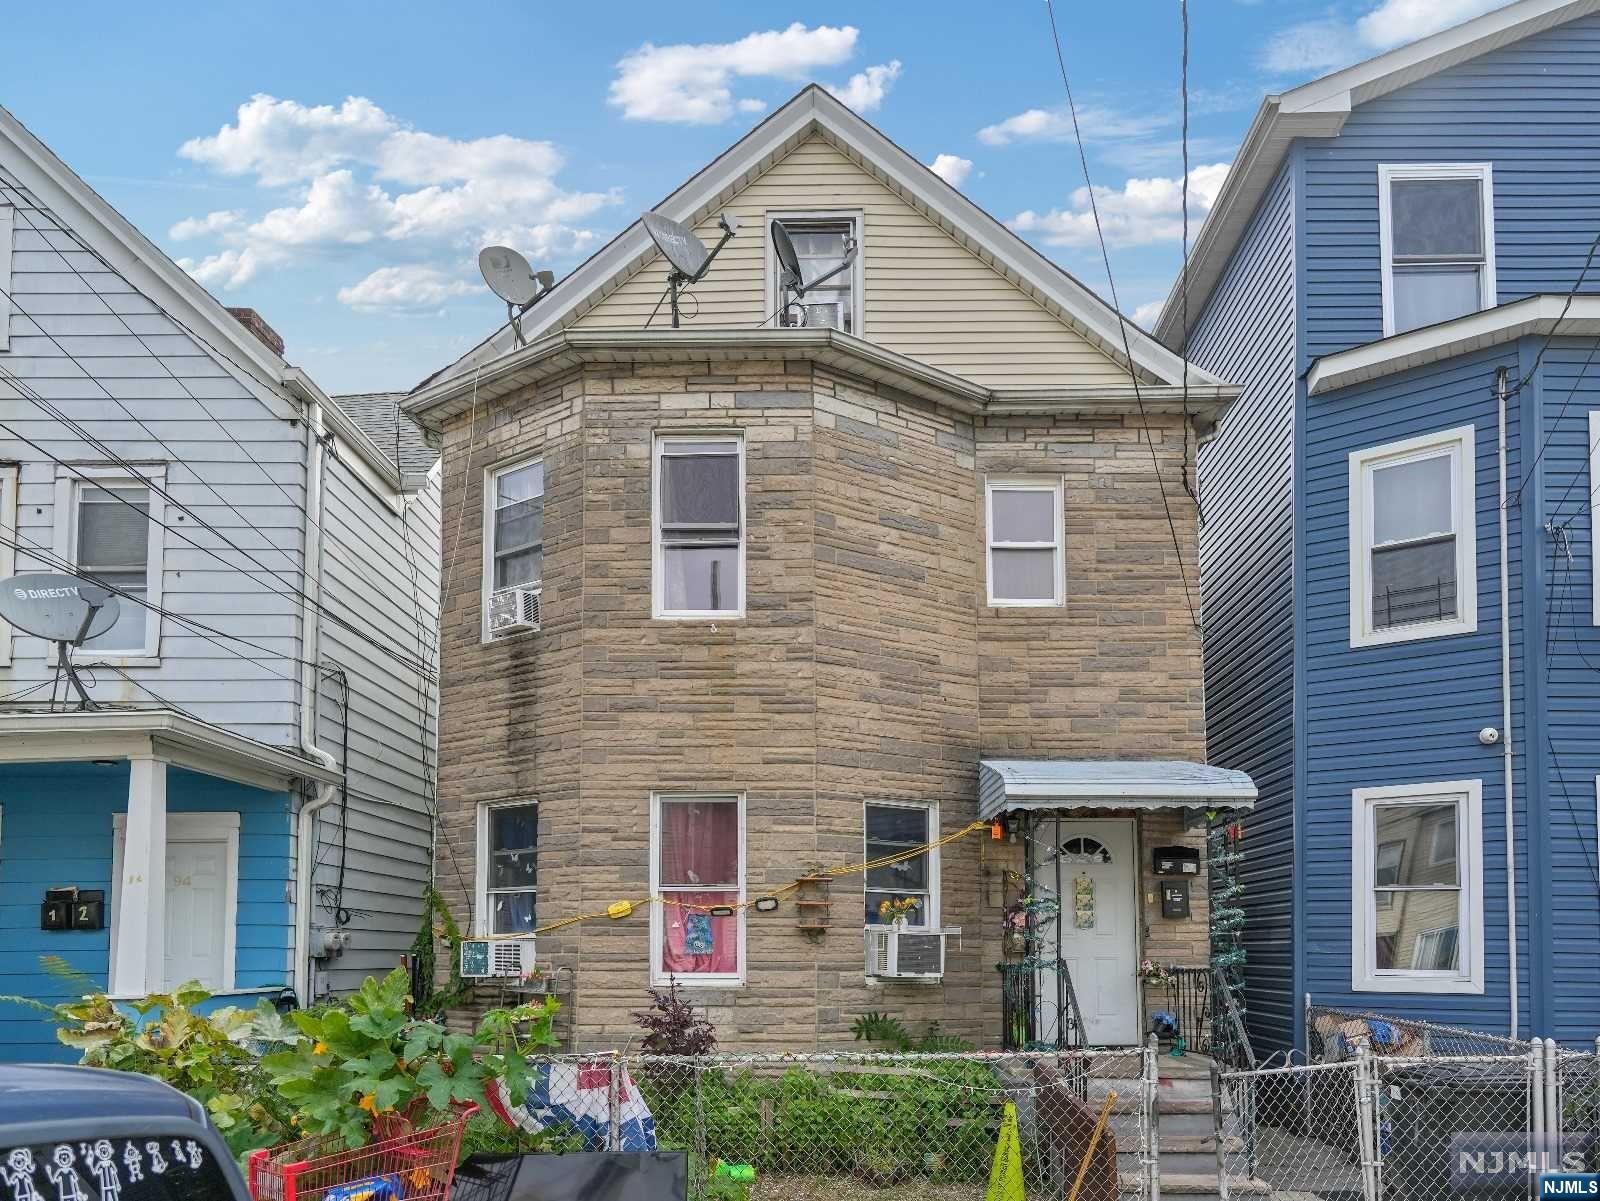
[{"left": 486, "top": 1061, "right": 658, "bottom": 1152}]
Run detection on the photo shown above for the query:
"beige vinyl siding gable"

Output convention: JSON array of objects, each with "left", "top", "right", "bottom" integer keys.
[{"left": 571, "top": 135, "right": 1129, "bottom": 389}]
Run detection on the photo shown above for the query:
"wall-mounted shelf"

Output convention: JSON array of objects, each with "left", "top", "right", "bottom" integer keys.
[{"left": 795, "top": 874, "right": 832, "bottom": 933}]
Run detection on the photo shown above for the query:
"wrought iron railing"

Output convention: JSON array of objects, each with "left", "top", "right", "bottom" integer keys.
[{"left": 997, "top": 957, "right": 1086, "bottom": 1051}]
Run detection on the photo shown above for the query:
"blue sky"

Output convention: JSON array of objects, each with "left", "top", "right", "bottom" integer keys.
[{"left": 8, "top": 0, "right": 1502, "bottom": 393}]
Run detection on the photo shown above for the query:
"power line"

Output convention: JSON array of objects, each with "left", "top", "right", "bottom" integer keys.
[{"left": 1042, "top": 0, "right": 1201, "bottom": 630}]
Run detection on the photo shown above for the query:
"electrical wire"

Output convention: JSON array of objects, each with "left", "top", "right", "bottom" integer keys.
[{"left": 1042, "top": 0, "right": 1201, "bottom": 630}]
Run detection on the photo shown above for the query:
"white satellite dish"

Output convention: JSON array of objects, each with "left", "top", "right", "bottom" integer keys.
[
  {"left": 640, "top": 211, "right": 740, "bottom": 327},
  {"left": 0, "top": 573, "right": 121, "bottom": 710},
  {"left": 479, "top": 246, "right": 542, "bottom": 307},
  {"left": 478, "top": 246, "right": 555, "bottom": 347}
]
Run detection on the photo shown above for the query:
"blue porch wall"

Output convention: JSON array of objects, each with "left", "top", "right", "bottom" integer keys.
[
  {"left": 1300, "top": 344, "right": 1531, "bottom": 1038},
  {"left": 0, "top": 761, "right": 292, "bottom": 1062}
]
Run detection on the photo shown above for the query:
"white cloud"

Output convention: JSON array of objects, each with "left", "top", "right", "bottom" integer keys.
[
  {"left": 928, "top": 154, "right": 973, "bottom": 188},
  {"left": 1009, "top": 162, "right": 1231, "bottom": 249},
  {"left": 826, "top": 61, "right": 901, "bottom": 113},
  {"left": 337, "top": 265, "right": 481, "bottom": 313},
  {"left": 169, "top": 210, "right": 243, "bottom": 240},
  {"left": 1131, "top": 300, "right": 1166, "bottom": 329},
  {"left": 609, "top": 23, "right": 859, "bottom": 123},
  {"left": 1263, "top": 0, "right": 1502, "bottom": 75},
  {"left": 171, "top": 94, "right": 617, "bottom": 301},
  {"left": 978, "top": 102, "right": 1169, "bottom": 147}
]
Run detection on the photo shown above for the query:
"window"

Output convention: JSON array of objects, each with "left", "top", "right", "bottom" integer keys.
[
  {"left": 483, "top": 458, "right": 543, "bottom": 637},
  {"left": 864, "top": 802, "right": 939, "bottom": 928},
  {"left": 986, "top": 477, "right": 1064, "bottom": 606},
  {"left": 477, "top": 802, "right": 537, "bottom": 935},
  {"left": 651, "top": 793, "right": 744, "bottom": 984},
  {"left": 1351, "top": 780, "right": 1483, "bottom": 994},
  {"left": 57, "top": 466, "right": 165, "bottom": 660},
  {"left": 653, "top": 436, "right": 743, "bottom": 618},
  {"left": 1379, "top": 164, "right": 1496, "bottom": 336},
  {"left": 1349, "top": 426, "right": 1476, "bottom": 646},
  {"left": 769, "top": 213, "right": 862, "bottom": 334}
]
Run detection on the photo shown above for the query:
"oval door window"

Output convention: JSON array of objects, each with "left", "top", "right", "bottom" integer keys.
[{"left": 1059, "top": 836, "right": 1112, "bottom": 864}]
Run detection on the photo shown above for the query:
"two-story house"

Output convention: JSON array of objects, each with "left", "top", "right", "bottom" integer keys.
[
  {"left": 1160, "top": 0, "right": 1600, "bottom": 1055},
  {"left": 0, "top": 106, "right": 442, "bottom": 1060},
  {"left": 404, "top": 86, "right": 1253, "bottom": 1051}
]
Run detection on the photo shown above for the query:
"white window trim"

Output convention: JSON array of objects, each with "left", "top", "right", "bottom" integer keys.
[
  {"left": 1377, "top": 163, "right": 1497, "bottom": 339},
  {"left": 765, "top": 209, "right": 866, "bottom": 338},
  {"left": 475, "top": 799, "right": 538, "bottom": 937},
  {"left": 1348, "top": 425, "right": 1477, "bottom": 648},
  {"left": 649, "top": 791, "right": 746, "bottom": 988},
  {"left": 110, "top": 810, "right": 239, "bottom": 996},
  {"left": 1351, "top": 779, "right": 1484, "bottom": 995},
  {"left": 54, "top": 463, "right": 166, "bottom": 665},
  {"left": 0, "top": 204, "right": 12, "bottom": 353},
  {"left": 480, "top": 453, "right": 543, "bottom": 644},
  {"left": 651, "top": 434, "right": 746, "bottom": 621},
  {"left": 0, "top": 464, "right": 16, "bottom": 665},
  {"left": 985, "top": 476, "right": 1066, "bottom": 608},
  {"left": 863, "top": 799, "right": 941, "bottom": 930}
]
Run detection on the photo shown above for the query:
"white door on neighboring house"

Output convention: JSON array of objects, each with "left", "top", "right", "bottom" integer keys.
[
  {"left": 113, "top": 812, "right": 239, "bottom": 993},
  {"left": 1037, "top": 818, "right": 1139, "bottom": 1046}
]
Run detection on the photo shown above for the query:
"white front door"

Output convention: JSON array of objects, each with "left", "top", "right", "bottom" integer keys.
[
  {"left": 164, "top": 838, "right": 229, "bottom": 990},
  {"left": 1038, "top": 818, "right": 1139, "bottom": 1046}
]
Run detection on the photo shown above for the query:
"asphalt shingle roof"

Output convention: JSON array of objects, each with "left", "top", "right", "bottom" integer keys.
[{"left": 332, "top": 391, "right": 438, "bottom": 474}]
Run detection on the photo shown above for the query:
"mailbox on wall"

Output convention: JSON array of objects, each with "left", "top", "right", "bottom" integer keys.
[
  {"left": 1152, "top": 846, "right": 1201, "bottom": 876},
  {"left": 40, "top": 887, "right": 104, "bottom": 931},
  {"left": 1160, "top": 880, "right": 1192, "bottom": 919}
]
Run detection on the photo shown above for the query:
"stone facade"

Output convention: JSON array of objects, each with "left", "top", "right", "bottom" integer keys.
[{"left": 430, "top": 350, "right": 1209, "bottom": 1049}]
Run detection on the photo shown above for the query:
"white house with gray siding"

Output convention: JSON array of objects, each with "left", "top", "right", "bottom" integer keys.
[{"left": 0, "top": 104, "right": 441, "bottom": 1059}]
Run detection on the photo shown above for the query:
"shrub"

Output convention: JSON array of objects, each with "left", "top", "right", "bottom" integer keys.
[{"left": 633, "top": 978, "right": 717, "bottom": 1056}]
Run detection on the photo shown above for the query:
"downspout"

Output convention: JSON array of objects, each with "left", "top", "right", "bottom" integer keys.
[
  {"left": 1496, "top": 365, "right": 1519, "bottom": 1039},
  {"left": 294, "top": 395, "right": 339, "bottom": 1005}
]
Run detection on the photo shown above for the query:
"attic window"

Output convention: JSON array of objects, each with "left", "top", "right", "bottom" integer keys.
[
  {"left": 771, "top": 214, "right": 860, "bottom": 334},
  {"left": 1379, "top": 165, "right": 1496, "bottom": 336}
]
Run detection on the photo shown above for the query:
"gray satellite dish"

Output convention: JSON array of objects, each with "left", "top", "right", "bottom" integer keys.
[
  {"left": 642, "top": 212, "right": 711, "bottom": 280},
  {"left": 0, "top": 573, "right": 119, "bottom": 643},
  {"left": 478, "top": 246, "right": 554, "bottom": 347}
]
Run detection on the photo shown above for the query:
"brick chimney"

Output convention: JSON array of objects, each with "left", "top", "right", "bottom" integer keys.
[{"left": 226, "top": 307, "right": 285, "bottom": 357}]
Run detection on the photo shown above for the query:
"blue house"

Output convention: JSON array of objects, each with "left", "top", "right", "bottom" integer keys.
[
  {"left": 0, "top": 107, "right": 442, "bottom": 1059},
  {"left": 1159, "top": 0, "right": 1600, "bottom": 1055}
]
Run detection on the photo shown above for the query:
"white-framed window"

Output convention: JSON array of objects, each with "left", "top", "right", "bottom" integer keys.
[
  {"left": 481, "top": 456, "right": 543, "bottom": 641},
  {"left": 864, "top": 801, "right": 940, "bottom": 929},
  {"left": 1378, "top": 164, "right": 1496, "bottom": 337},
  {"left": 767, "top": 210, "right": 863, "bottom": 335},
  {"left": 0, "top": 205, "right": 12, "bottom": 352},
  {"left": 55, "top": 465, "right": 166, "bottom": 662},
  {"left": 476, "top": 801, "right": 538, "bottom": 936},
  {"left": 650, "top": 792, "right": 745, "bottom": 986},
  {"left": 111, "top": 811, "right": 239, "bottom": 994},
  {"left": 985, "top": 477, "right": 1065, "bottom": 607},
  {"left": 652, "top": 435, "right": 744, "bottom": 619},
  {"left": 0, "top": 463, "right": 16, "bottom": 664},
  {"left": 1351, "top": 779, "right": 1483, "bottom": 994},
  {"left": 1348, "top": 426, "right": 1476, "bottom": 647}
]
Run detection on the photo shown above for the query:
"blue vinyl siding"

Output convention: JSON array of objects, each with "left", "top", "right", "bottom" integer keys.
[
  {"left": 1300, "top": 12, "right": 1600, "bottom": 360},
  {"left": 0, "top": 761, "right": 292, "bottom": 1063},
  {"left": 1189, "top": 163, "right": 1300, "bottom": 1055},
  {"left": 1301, "top": 346, "right": 1530, "bottom": 1037}
]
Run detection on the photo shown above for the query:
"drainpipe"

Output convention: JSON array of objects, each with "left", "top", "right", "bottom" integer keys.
[
  {"left": 1496, "top": 366, "right": 1519, "bottom": 1040},
  {"left": 292, "top": 389, "right": 339, "bottom": 1006}
]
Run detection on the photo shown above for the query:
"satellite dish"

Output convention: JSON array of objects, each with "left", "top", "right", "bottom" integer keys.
[
  {"left": 478, "top": 246, "right": 542, "bottom": 307},
  {"left": 0, "top": 573, "right": 120, "bottom": 643},
  {"left": 641, "top": 212, "right": 711, "bottom": 280},
  {"left": 771, "top": 219, "right": 804, "bottom": 290}
]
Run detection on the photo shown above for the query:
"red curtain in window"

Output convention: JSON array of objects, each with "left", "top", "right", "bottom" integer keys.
[
  {"left": 659, "top": 801, "right": 739, "bottom": 976},
  {"left": 662, "top": 891, "right": 739, "bottom": 975}
]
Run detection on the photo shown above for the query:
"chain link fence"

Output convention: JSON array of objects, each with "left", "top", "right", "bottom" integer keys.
[{"left": 1308, "top": 1003, "right": 1533, "bottom": 1061}]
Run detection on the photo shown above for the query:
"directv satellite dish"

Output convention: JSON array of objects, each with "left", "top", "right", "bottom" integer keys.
[
  {"left": 0, "top": 573, "right": 121, "bottom": 710},
  {"left": 769, "top": 218, "right": 857, "bottom": 329},
  {"left": 640, "top": 210, "right": 740, "bottom": 328},
  {"left": 478, "top": 246, "right": 555, "bottom": 347}
]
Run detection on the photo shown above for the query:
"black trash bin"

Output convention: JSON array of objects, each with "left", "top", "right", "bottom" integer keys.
[{"left": 1382, "top": 1061, "right": 1530, "bottom": 1201}]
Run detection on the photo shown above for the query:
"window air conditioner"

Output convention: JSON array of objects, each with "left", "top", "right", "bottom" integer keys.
[
  {"left": 780, "top": 300, "right": 846, "bottom": 331},
  {"left": 460, "top": 937, "right": 536, "bottom": 980},
  {"left": 863, "top": 926, "right": 956, "bottom": 981},
  {"left": 489, "top": 586, "right": 540, "bottom": 635}
]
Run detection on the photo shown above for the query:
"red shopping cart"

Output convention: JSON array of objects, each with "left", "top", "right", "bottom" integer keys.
[{"left": 247, "top": 1106, "right": 476, "bottom": 1201}]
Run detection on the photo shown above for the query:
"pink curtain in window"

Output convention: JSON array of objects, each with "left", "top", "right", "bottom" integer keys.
[
  {"left": 660, "top": 801, "right": 738, "bottom": 887},
  {"left": 662, "top": 891, "right": 739, "bottom": 975}
]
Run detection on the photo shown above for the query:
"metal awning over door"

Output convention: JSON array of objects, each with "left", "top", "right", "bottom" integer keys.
[{"left": 978, "top": 759, "right": 1257, "bottom": 821}]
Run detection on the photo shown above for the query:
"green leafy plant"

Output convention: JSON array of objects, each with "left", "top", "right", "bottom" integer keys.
[
  {"left": 3, "top": 977, "right": 300, "bottom": 1158},
  {"left": 849, "top": 1011, "right": 911, "bottom": 1049},
  {"left": 261, "top": 966, "right": 559, "bottom": 1148}
]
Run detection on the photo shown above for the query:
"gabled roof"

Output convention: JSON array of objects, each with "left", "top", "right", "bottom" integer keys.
[
  {"left": 1153, "top": 0, "right": 1600, "bottom": 350},
  {"left": 333, "top": 392, "right": 438, "bottom": 473},
  {"left": 418, "top": 85, "right": 1222, "bottom": 394}
]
